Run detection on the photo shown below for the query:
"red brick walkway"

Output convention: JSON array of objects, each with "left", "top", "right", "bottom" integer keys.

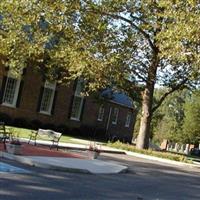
[{"left": 0, "top": 142, "right": 84, "bottom": 159}]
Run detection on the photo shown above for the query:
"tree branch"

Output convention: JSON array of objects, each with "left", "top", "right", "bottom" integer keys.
[
  {"left": 130, "top": 13, "right": 148, "bottom": 25},
  {"left": 152, "top": 78, "right": 188, "bottom": 113},
  {"left": 88, "top": 9, "right": 156, "bottom": 51},
  {"left": 130, "top": 63, "right": 148, "bottom": 82}
]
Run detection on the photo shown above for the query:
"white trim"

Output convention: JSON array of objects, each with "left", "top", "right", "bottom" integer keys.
[
  {"left": 44, "top": 81, "right": 56, "bottom": 90},
  {"left": 97, "top": 105, "right": 105, "bottom": 121},
  {"left": 108, "top": 100, "right": 133, "bottom": 109},
  {"left": 39, "top": 111, "right": 52, "bottom": 116},
  {"left": 7, "top": 69, "right": 23, "bottom": 78},
  {"left": 112, "top": 108, "right": 119, "bottom": 125},
  {"left": 74, "top": 79, "right": 84, "bottom": 97},
  {"left": 1, "top": 102, "right": 17, "bottom": 108},
  {"left": 70, "top": 117, "right": 81, "bottom": 121},
  {"left": 70, "top": 79, "right": 85, "bottom": 120},
  {"left": 106, "top": 107, "right": 112, "bottom": 132},
  {"left": 2, "top": 76, "right": 21, "bottom": 107},
  {"left": 70, "top": 96, "right": 84, "bottom": 121},
  {"left": 39, "top": 81, "right": 56, "bottom": 114},
  {"left": 125, "top": 112, "right": 131, "bottom": 128}
]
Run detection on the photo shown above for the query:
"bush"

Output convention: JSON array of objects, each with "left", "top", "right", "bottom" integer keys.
[
  {"left": 107, "top": 141, "right": 190, "bottom": 163},
  {"left": 0, "top": 113, "right": 12, "bottom": 125},
  {"left": 13, "top": 118, "right": 30, "bottom": 128},
  {"left": 94, "top": 128, "right": 107, "bottom": 141},
  {"left": 80, "top": 125, "right": 95, "bottom": 138},
  {"left": 69, "top": 127, "right": 81, "bottom": 137},
  {"left": 42, "top": 123, "right": 56, "bottom": 130},
  {"left": 30, "top": 120, "right": 43, "bottom": 130},
  {"left": 56, "top": 124, "right": 69, "bottom": 135}
]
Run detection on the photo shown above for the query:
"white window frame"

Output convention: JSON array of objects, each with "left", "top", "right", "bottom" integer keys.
[
  {"left": 97, "top": 105, "right": 105, "bottom": 121},
  {"left": 2, "top": 71, "right": 21, "bottom": 108},
  {"left": 112, "top": 108, "right": 119, "bottom": 125},
  {"left": 39, "top": 81, "right": 56, "bottom": 115},
  {"left": 70, "top": 79, "right": 84, "bottom": 121},
  {"left": 125, "top": 112, "right": 131, "bottom": 127}
]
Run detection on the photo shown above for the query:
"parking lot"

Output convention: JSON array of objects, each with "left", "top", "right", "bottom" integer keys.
[{"left": 1, "top": 153, "right": 200, "bottom": 200}]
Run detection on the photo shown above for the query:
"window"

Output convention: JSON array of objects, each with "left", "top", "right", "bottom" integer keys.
[
  {"left": 2, "top": 73, "right": 21, "bottom": 107},
  {"left": 97, "top": 105, "right": 105, "bottom": 121},
  {"left": 125, "top": 112, "right": 131, "bottom": 127},
  {"left": 112, "top": 108, "right": 119, "bottom": 125},
  {"left": 40, "top": 81, "right": 56, "bottom": 114},
  {"left": 70, "top": 79, "right": 84, "bottom": 120}
]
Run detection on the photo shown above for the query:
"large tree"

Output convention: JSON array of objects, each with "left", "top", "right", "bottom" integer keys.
[
  {"left": 78, "top": 1, "right": 200, "bottom": 149},
  {"left": 0, "top": 1, "right": 200, "bottom": 149}
]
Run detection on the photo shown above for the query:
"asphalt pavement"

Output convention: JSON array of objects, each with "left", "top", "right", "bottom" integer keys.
[{"left": 1, "top": 153, "right": 200, "bottom": 200}]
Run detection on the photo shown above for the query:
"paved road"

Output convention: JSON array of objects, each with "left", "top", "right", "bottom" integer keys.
[{"left": 1, "top": 154, "right": 200, "bottom": 200}]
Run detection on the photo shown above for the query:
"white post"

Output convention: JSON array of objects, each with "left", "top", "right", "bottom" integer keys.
[{"left": 184, "top": 144, "right": 190, "bottom": 155}]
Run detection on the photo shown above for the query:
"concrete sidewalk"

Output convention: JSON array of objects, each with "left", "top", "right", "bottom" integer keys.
[
  {"left": 1, "top": 151, "right": 127, "bottom": 174},
  {"left": 69, "top": 139, "right": 200, "bottom": 169},
  {"left": 0, "top": 140, "right": 128, "bottom": 174},
  {"left": 21, "top": 138, "right": 126, "bottom": 154},
  {"left": 3, "top": 139, "right": 200, "bottom": 174}
]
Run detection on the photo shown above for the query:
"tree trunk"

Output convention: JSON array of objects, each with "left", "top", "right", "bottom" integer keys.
[
  {"left": 136, "top": 52, "right": 158, "bottom": 149},
  {"left": 136, "top": 87, "right": 154, "bottom": 149}
]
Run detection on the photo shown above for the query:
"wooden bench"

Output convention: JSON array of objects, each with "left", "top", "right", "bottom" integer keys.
[
  {"left": 0, "top": 122, "right": 12, "bottom": 149},
  {"left": 28, "top": 129, "right": 62, "bottom": 150}
]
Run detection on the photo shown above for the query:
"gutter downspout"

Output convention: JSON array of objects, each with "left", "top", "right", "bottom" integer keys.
[{"left": 106, "top": 107, "right": 112, "bottom": 140}]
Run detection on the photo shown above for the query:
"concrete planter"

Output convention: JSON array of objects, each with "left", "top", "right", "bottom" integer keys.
[
  {"left": 6, "top": 143, "right": 22, "bottom": 155},
  {"left": 87, "top": 150, "right": 100, "bottom": 159}
]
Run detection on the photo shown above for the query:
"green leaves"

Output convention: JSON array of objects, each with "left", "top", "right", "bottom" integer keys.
[
  {"left": 1, "top": 0, "right": 199, "bottom": 148},
  {"left": 182, "top": 91, "right": 200, "bottom": 143},
  {"left": 1, "top": 0, "right": 199, "bottom": 91},
  {"left": 157, "top": 0, "right": 200, "bottom": 69}
]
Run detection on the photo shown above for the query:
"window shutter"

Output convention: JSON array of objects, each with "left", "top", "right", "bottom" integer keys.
[
  {"left": 22, "top": 68, "right": 27, "bottom": 76},
  {"left": 36, "top": 87, "right": 44, "bottom": 112},
  {"left": 0, "top": 76, "right": 7, "bottom": 104},
  {"left": 73, "top": 79, "right": 78, "bottom": 91},
  {"left": 80, "top": 98, "right": 86, "bottom": 121},
  {"left": 51, "top": 90, "right": 57, "bottom": 115},
  {"left": 5, "top": 66, "right": 9, "bottom": 71},
  {"left": 68, "top": 95, "right": 74, "bottom": 119},
  {"left": 16, "top": 80, "right": 24, "bottom": 108}
]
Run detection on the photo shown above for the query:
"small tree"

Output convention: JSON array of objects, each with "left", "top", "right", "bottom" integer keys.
[
  {"left": 152, "top": 89, "right": 190, "bottom": 144},
  {"left": 182, "top": 91, "right": 200, "bottom": 144}
]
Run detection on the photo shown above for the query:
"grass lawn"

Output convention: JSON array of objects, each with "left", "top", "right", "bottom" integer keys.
[
  {"left": 107, "top": 141, "right": 192, "bottom": 163},
  {"left": 187, "top": 155, "right": 200, "bottom": 162},
  {"left": 6, "top": 126, "right": 77, "bottom": 144},
  {"left": 6, "top": 126, "right": 198, "bottom": 164}
]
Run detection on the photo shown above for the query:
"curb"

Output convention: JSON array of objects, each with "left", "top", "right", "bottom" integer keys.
[
  {"left": 1, "top": 151, "right": 91, "bottom": 174},
  {"left": 99, "top": 145, "right": 200, "bottom": 169},
  {"left": 125, "top": 150, "right": 200, "bottom": 169},
  {"left": 18, "top": 138, "right": 200, "bottom": 169},
  {"left": 20, "top": 138, "right": 126, "bottom": 155},
  {"left": 1, "top": 151, "right": 128, "bottom": 174}
]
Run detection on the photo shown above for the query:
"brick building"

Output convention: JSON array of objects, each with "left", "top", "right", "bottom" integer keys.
[{"left": 0, "top": 66, "right": 136, "bottom": 142}]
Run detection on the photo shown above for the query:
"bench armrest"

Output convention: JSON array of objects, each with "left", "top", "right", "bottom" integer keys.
[
  {"left": 28, "top": 130, "right": 38, "bottom": 145},
  {"left": 29, "top": 130, "right": 37, "bottom": 137}
]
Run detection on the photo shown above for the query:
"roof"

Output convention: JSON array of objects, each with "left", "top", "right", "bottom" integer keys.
[{"left": 101, "top": 89, "right": 133, "bottom": 108}]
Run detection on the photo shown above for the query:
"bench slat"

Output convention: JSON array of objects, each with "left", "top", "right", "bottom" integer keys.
[{"left": 28, "top": 129, "right": 62, "bottom": 150}]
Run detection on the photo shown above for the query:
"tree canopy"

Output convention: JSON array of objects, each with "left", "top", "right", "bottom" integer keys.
[
  {"left": 152, "top": 89, "right": 200, "bottom": 146},
  {"left": 152, "top": 89, "right": 189, "bottom": 144},
  {"left": 0, "top": 0, "right": 200, "bottom": 149},
  {"left": 182, "top": 91, "right": 200, "bottom": 144}
]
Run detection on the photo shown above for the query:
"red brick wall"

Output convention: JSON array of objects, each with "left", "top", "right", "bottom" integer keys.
[
  {"left": 0, "top": 66, "right": 136, "bottom": 142},
  {"left": 0, "top": 66, "right": 73, "bottom": 125}
]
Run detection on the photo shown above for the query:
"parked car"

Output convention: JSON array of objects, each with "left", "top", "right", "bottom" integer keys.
[{"left": 190, "top": 148, "right": 200, "bottom": 156}]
